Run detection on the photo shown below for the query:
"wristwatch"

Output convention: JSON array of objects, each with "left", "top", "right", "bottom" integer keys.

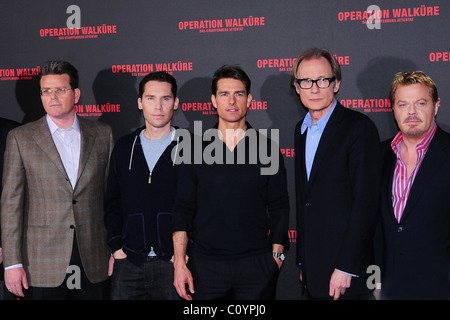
[{"left": 273, "top": 252, "right": 285, "bottom": 262}]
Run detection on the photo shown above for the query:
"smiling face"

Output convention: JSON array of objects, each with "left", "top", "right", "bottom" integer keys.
[
  {"left": 211, "top": 78, "right": 252, "bottom": 127},
  {"left": 40, "top": 74, "right": 80, "bottom": 123},
  {"left": 138, "top": 80, "right": 179, "bottom": 131},
  {"left": 393, "top": 83, "right": 438, "bottom": 140}
]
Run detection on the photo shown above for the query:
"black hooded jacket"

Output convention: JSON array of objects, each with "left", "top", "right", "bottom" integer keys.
[{"left": 104, "top": 126, "right": 181, "bottom": 266}]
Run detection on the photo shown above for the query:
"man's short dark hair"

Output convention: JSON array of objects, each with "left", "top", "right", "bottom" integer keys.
[
  {"left": 211, "top": 65, "right": 251, "bottom": 95},
  {"left": 139, "top": 71, "right": 178, "bottom": 99},
  {"left": 39, "top": 60, "right": 79, "bottom": 89}
]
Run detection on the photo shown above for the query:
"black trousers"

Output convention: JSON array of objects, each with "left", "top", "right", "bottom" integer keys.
[
  {"left": 188, "top": 251, "right": 279, "bottom": 300},
  {"left": 24, "top": 232, "right": 109, "bottom": 300}
]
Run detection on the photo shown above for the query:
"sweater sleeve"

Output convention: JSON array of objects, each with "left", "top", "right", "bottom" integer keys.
[
  {"left": 172, "top": 162, "right": 197, "bottom": 233},
  {"left": 267, "top": 149, "right": 290, "bottom": 248}
]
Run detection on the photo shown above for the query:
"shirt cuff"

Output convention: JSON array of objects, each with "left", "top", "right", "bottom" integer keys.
[
  {"left": 5, "top": 263, "right": 23, "bottom": 270},
  {"left": 337, "top": 268, "right": 358, "bottom": 277}
]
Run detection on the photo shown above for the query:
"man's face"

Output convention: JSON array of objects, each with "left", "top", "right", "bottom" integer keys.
[
  {"left": 211, "top": 78, "right": 252, "bottom": 125},
  {"left": 393, "top": 83, "right": 438, "bottom": 140},
  {"left": 40, "top": 74, "right": 80, "bottom": 122},
  {"left": 138, "top": 80, "right": 179, "bottom": 130},
  {"left": 294, "top": 56, "right": 340, "bottom": 113}
]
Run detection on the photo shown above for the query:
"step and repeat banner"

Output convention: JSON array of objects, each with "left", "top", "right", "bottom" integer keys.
[{"left": 1, "top": 1, "right": 449, "bottom": 299}]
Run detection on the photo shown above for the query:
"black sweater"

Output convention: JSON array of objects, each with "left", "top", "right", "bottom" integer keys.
[{"left": 172, "top": 123, "right": 289, "bottom": 259}]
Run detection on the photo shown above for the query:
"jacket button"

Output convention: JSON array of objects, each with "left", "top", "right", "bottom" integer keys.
[
  {"left": 70, "top": 225, "right": 75, "bottom": 229},
  {"left": 72, "top": 200, "right": 77, "bottom": 204},
  {"left": 397, "top": 226, "right": 403, "bottom": 232},
  {"left": 305, "top": 202, "right": 312, "bottom": 207}
]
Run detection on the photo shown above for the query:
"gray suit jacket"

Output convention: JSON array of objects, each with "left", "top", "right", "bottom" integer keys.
[{"left": 1, "top": 116, "right": 113, "bottom": 287}]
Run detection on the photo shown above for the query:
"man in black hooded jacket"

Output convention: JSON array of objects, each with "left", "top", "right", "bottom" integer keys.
[{"left": 104, "top": 71, "right": 181, "bottom": 300}]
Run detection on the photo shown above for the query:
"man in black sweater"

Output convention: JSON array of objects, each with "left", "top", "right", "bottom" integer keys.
[{"left": 172, "top": 65, "right": 289, "bottom": 300}]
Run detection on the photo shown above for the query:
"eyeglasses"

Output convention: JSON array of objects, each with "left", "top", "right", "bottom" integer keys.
[
  {"left": 40, "top": 88, "right": 73, "bottom": 96},
  {"left": 295, "top": 77, "right": 336, "bottom": 89}
]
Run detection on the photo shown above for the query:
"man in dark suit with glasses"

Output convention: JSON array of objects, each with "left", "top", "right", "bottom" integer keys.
[{"left": 292, "top": 47, "right": 381, "bottom": 300}]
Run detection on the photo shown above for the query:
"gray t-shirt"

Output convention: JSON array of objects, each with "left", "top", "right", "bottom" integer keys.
[{"left": 140, "top": 127, "right": 175, "bottom": 173}]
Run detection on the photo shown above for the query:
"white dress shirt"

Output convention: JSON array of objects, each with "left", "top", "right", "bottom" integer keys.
[{"left": 46, "top": 115, "right": 81, "bottom": 189}]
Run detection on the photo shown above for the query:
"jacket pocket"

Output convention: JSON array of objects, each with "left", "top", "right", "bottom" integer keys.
[{"left": 122, "top": 213, "right": 146, "bottom": 254}]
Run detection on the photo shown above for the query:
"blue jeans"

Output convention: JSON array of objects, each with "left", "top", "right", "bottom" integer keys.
[{"left": 111, "top": 256, "right": 179, "bottom": 300}]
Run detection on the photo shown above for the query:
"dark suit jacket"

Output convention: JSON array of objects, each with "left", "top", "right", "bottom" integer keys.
[
  {"left": 379, "top": 126, "right": 450, "bottom": 300},
  {"left": 295, "top": 102, "right": 381, "bottom": 298},
  {"left": 1, "top": 116, "right": 113, "bottom": 287},
  {"left": 0, "top": 117, "right": 20, "bottom": 282}
]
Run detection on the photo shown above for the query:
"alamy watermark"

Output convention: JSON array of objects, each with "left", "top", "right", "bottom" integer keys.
[
  {"left": 366, "top": 265, "right": 382, "bottom": 290},
  {"left": 367, "top": 5, "right": 382, "bottom": 30},
  {"left": 171, "top": 121, "right": 280, "bottom": 176},
  {"left": 66, "top": 265, "right": 81, "bottom": 290},
  {"left": 66, "top": 5, "right": 81, "bottom": 29}
]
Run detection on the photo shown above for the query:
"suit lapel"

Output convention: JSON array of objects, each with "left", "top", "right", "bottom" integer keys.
[
  {"left": 32, "top": 117, "right": 69, "bottom": 180},
  {"left": 294, "top": 121, "right": 310, "bottom": 203},
  {"left": 297, "top": 130, "right": 308, "bottom": 181},
  {"left": 400, "top": 128, "right": 450, "bottom": 223},
  {"left": 76, "top": 117, "right": 96, "bottom": 185},
  {"left": 383, "top": 145, "right": 397, "bottom": 224}
]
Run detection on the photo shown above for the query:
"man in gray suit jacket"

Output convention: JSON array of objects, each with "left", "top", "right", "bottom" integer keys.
[{"left": 1, "top": 60, "right": 113, "bottom": 299}]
